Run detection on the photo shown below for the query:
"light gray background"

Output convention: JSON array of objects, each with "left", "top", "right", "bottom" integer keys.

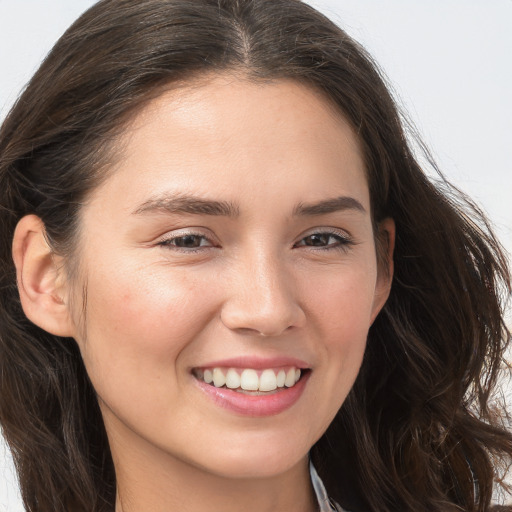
[{"left": 1, "top": 1, "right": 511, "bottom": 510}]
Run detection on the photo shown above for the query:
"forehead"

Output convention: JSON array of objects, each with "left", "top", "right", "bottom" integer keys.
[
  {"left": 87, "top": 75, "right": 369, "bottom": 216},
  {"left": 129, "top": 75, "right": 361, "bottom": 154}
]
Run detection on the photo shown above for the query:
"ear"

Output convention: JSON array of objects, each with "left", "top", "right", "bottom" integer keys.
[
  {"left": 12, "top": 215, "right": 76, "bottom": 337},
  {"left": 370, "top": 217, "right": 395, "bottom": 324}
]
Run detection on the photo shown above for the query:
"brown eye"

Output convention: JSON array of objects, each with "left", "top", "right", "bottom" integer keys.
[
  {"left": 303, "top": 234, "right": 333, "bottom": 246},
  {"left": 296, "top": 232, "right": 350, "bottom": 248},
  {"left": 158, "top": 233, "right": 213, "bottom": 250},
  {"left": 173, "top": 235, "right": 205, "bottom": 248},
  {"left": 294, "top": 231, "right": 354, "bottom": 251}
]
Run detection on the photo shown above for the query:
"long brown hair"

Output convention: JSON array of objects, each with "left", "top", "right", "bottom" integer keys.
[{"left": 0, "top": 1, "right": 510, "bottom": 511}]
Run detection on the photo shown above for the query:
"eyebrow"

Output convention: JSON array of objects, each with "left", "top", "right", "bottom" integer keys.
[
  {"left": 293, "top": 196, "right": 366, "bottom": 216},
  {"left": 133, "top": 194, "right": 240, "bottom": 217},
  {"left": 132, "top": 193, "right": 365, "bottom": 218}
]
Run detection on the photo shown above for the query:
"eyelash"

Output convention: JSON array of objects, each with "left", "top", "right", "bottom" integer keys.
[
  {"left": 293, "top": 230, "right": 355, "bottom": 252},
  {"left": 156, "top": 229, "right": 354, "bottom": 253},
  {"left": 157, "top": 231, "right": 216, "bottom": 253}
]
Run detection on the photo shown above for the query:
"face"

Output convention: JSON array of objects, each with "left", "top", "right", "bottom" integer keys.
[{"left": 65, "top": 76, "right": 393, "bottom": 480}]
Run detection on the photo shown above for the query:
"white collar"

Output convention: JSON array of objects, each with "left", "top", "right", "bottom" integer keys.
[{"left": 310, "top": 462, "right": 346, "bottom": 512}]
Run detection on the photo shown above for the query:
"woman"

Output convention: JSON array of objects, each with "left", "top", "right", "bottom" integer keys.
[{"left": 0, "top": 1, "right": 510, "bottom": 511}]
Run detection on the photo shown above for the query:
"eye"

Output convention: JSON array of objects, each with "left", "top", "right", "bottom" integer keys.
[
  {"left": 294, "top": 230, "right": 354, "bottom": 251},
  {"left": 157, "top": 232, "right": 215, "bottom": 251}
]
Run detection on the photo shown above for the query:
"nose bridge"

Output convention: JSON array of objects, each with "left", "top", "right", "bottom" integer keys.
[
  {"left": 248, "top": 247, "right": 287, "bottom": 309},
  {"left": 221, "top": 242, "right": 305, "bottom": 336}
]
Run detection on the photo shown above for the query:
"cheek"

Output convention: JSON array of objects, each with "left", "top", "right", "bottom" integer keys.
[
  {"left": 74, "top": 262, "right": 218, "bottom": 389},
  {"left": 305, "top": 264, "right": 376, "bottom": 382},
  {"left": 308, "top": 262, "right": 377, "bottom": 336}
]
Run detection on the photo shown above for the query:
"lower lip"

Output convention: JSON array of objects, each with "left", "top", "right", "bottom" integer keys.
[{"left": 194, "top": 371, "right": 310, "bottom": 417}]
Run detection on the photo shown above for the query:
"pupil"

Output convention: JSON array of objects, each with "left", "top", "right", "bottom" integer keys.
[
  {"left": 177, "top": 235, "right": 200, "bottom": 248},
  {"left": 307, "top": 234, "right": 328, "bottom": 246}
]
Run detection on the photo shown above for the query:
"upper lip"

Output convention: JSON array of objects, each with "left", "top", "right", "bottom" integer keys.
[{"left": 192, "top": 356, "right": 311, "bottom": 370}]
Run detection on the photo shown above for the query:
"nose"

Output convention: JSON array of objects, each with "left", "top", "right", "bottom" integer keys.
[{"left": 220, "top": 251, "right": 306, "bottom": 337}]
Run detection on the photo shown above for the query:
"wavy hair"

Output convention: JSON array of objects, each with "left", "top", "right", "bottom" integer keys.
[{"left": 0, "top": 1, "right": 510, "bottom": 511}]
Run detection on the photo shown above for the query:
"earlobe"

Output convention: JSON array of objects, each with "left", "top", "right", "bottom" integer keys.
[
  {"left": 12, "top": 215, "right": 75, "bottom": 337},
  {"left": 370, "top": 217, "right": 395, "bottom": 323}
]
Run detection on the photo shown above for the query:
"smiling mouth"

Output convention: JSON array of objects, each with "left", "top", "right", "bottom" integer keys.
[{"left": 192, "top": 367, "right": 307, "bottom": 395}]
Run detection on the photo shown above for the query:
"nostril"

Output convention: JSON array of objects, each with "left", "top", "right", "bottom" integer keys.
[
  {"left": 230, "top": 325, "right": 295, "bottom": 338},
  {"left": 220, "top": 301, "right": 306, "bottom": 337},
  {"left": 219, "top": 270, "right": 305, "bottom": 334}
]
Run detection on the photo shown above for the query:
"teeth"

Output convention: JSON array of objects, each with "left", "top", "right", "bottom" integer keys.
[
  {"left": 240, "top": 369, "right": 259, "bottom": 391},
  {"left": 198, "top": 366, "right": 303, "bottom": 392},
  {"left": 225, "top": 368, "right": 241, "bottom": 389},
  {"left": 285, "top": 368, "right": 297, "bottom": 387},
  {"left": 213, "top": 368, "right": 226, "bottom": 388},
  {"left": 259, "top": 369, "right": 277, "bottom": 391},
  {"left": 204, "top": 369, "right": 213, "bottom": 384}
]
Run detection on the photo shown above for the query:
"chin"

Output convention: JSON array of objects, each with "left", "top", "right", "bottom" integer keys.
[{"left": 190, "top": 433, "right": 312, "bottom": 480}]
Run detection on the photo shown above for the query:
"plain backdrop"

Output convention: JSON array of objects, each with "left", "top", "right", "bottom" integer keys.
[{"left": 1, "top": 1, "right": 511, "bottom": 510}]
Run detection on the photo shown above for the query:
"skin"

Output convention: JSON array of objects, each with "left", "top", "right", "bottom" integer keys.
[{"left": 14, "top": 75, "right": 394, "bottom": 512}]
